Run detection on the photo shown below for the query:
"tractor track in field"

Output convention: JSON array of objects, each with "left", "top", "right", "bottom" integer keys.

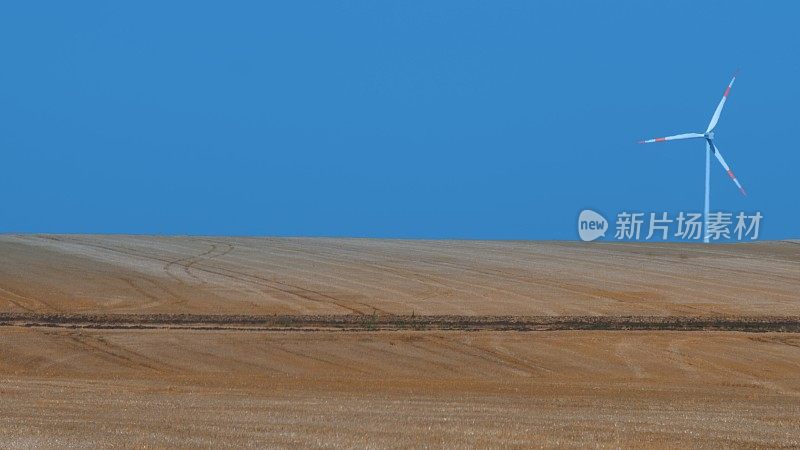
[{"left": 2, "top": 313, "right": 800, "bottom": 332}]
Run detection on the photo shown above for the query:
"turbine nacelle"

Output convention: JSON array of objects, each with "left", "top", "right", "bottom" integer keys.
[{"left": 704, "top": 131, "right": 715, "bottom": 141}]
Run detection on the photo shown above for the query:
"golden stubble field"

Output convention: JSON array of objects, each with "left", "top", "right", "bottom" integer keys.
[{"left": 1, "top": 235, "right": 799, "bottom": 447}]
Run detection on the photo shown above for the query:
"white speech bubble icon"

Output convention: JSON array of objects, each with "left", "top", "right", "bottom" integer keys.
[{"left": 578, "top": 210, "right": 607, "bottom": 242}]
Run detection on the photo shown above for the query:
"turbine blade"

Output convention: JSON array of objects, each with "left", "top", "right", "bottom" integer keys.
[
  {"left": 638, "top": 132, "right": 705, "bottom": 144},
  {"left": 706, "top": 71, "right": 738, "bottom": 133},
  {"left": 710, "top": 141, "right": 747, "bottom": 196}
]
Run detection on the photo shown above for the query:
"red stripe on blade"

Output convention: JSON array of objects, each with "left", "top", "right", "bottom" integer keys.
[
  {"left": 724, "top": 87, "right": 731, "bottom": 97},
  {"left": 655, "top": 137, "right": 666, "bottom": 142}
]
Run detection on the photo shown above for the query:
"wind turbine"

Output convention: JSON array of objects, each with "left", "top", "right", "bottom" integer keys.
[{"left": 638, "top": 72, "right": 746, "bottom": 243}]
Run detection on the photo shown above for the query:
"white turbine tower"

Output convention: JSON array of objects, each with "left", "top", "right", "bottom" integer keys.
[{"left": 638, "top": 72, "right": 746, "bottom": 243}]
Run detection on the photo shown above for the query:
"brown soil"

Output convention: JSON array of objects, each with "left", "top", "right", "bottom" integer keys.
[
  {"left": 1, "top": 235, "right": 799, "bottom": 447},
  {"left": 1, "top": 235, "right": 797, "bottom": 316}
]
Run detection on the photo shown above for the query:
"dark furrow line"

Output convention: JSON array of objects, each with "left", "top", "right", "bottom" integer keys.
[{"left": 2, "top": 314, "right": 800, "bottom": 333}]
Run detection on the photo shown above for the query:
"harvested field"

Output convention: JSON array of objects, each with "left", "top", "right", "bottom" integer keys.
[
  {"left": 2, "top": 329, "right": 800, "bottom": 447},
  {"left": 0, "top": 235, "right": 799, "bottom": 447},
  {"left": 1, "top": 235, "right": 798, "bottom": 316}
]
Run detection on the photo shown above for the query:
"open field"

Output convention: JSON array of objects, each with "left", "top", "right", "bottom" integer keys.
[
  {"left": 1, "top": 235, "right": 799, "bottom": 447},
  {"left": 1, "top": 235, "right": 798, "bottom": 316},
  {"left": 2, "top": 329, "right": 800, "bottom": 447}
]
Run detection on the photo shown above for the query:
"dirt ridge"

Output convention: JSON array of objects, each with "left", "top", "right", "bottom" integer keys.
[{"left": 2, "top": 313, "right": 800, "bottom": 332}]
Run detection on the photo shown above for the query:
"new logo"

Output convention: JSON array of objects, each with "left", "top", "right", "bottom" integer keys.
[{"left": 578, "top": 210, "right": 607, "bottom": 242}]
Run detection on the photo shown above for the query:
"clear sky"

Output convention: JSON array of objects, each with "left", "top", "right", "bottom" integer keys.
[{"left": 1, "top": 1, "right": 798, "bottom": 239}]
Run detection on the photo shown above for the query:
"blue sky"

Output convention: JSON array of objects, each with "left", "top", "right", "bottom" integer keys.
[{"left": 1, "top": 1, "right": 798, "bottom": 239}]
